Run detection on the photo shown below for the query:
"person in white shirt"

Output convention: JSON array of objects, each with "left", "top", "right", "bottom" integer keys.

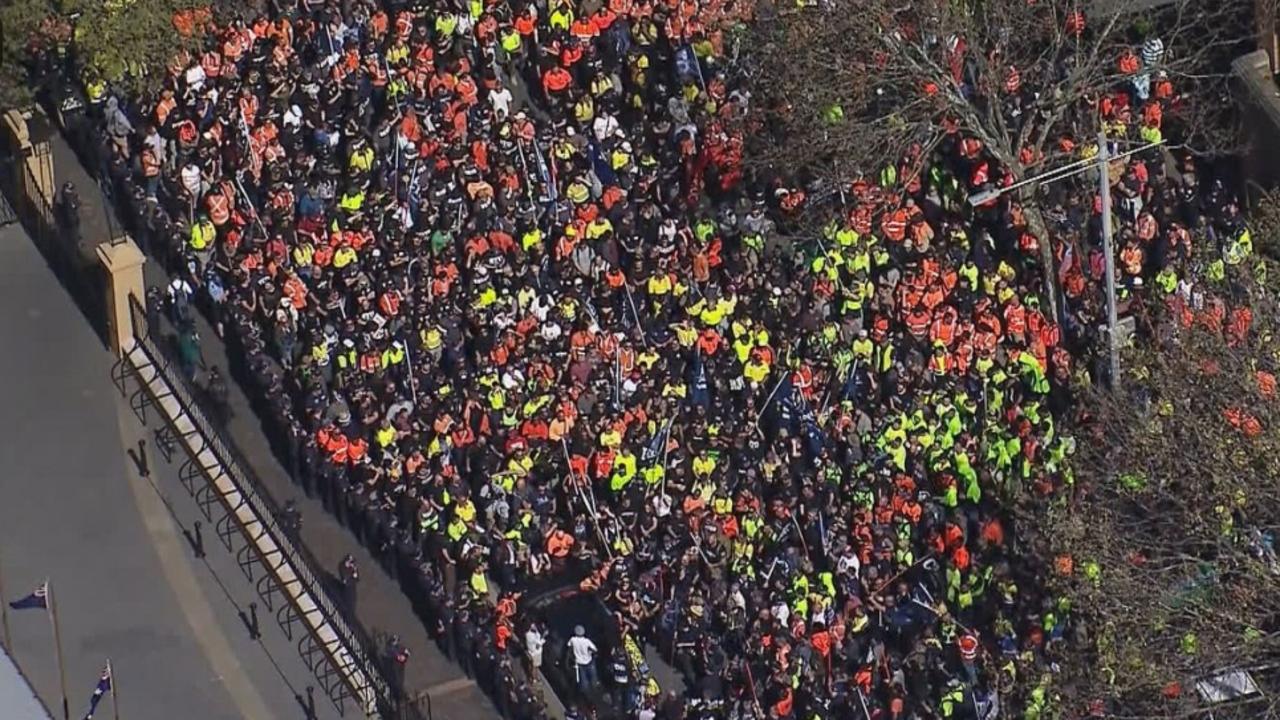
[
  {"left": 566, "top": 625, "right": 598, "bottom": 692},
  {"left": 490, "top": 79, "right": 514, "bottom": 120},
  {"left": 524, "top": 622, "right": 546, "bottom": 677}
]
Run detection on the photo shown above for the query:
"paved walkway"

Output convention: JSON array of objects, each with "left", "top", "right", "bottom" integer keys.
[
  {"left": 0, "top": 223, "right": 337, "bottom": 720},
  {"left": 0, "top": 647, "right": 51, "bottom": 720},
  {"left": 46, "top": 130, "right": 499, "bottom": 720}
]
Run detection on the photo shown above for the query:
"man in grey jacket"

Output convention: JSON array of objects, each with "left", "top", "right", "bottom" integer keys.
[{"left": 105, "top": 96, "right": 133, "bottom": 159}]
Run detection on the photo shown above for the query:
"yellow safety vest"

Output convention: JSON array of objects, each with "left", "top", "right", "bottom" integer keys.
[{"left": 190, "top": 221, "right": 214, "bottom": 250}]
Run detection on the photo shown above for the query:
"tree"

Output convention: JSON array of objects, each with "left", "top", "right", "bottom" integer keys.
[
  {"left": 0, "top": 0, "right": 213, "bottom": 108},
  {"left": 743, "top": 0, "right": 1264, "bottom": 316},
  {"left": 62, "top": 0, "right": 213, "bottom": 94},
  {"left": 0, "top": 0, "right": 60, "bottom": 107},
  {"left": 1038, "top": 273, "right": 1280, "bottom": 718}
]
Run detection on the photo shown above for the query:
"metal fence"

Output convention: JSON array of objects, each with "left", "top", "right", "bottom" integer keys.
[
  {"left": 122, "top": 293, "right": 412, "bottom": 719},
  {"left": 0, "top": 136, "right": 107, "bottom": 341}
]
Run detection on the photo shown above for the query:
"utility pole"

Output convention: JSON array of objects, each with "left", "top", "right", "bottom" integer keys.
[{"left": 1097, "top": 132, "right": 1121, "bottom": 390}]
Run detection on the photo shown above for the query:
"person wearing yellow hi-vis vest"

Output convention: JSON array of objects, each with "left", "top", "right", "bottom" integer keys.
[
  {"left": 1024, "top": 675, "right": 1054, "bottom": 720},
  {"left": 743, "top": 357, "right": 770, "bottom": 384},
  {"left": 548, "top": 2, "right": 573, "bottom": 30},
  {"left": 447, "top": 516, "right": 468, "bottom": 542},
  {"left": 641, "top": 462, "right": 664, "bottom": 487},
  {"left": 874, "top": 340, "right": 895, "bottom": 374},
  {"left": 333, "top": 245, "right": 357, "bottom": 269},
  {"left": 610, "top": 450, "right": 637, "bottom": 492},
  {"left": 349, "top": 141, "right": 374, "bottom": 173},
  {"left": 381, "top": 340, "right": 405, "bottom": 368},
  {"left": 500, "top": 27, "right": 522, "bottom": 55},
  {"left": 375, "top": 421, "right": 397, "bottom": 449},
  {"left": 470, "top": 565, "right": 489, "bottom": 597},
  {"left": 435, "top": 12, "right": 459, "bottom": 36},
  {"left": 339, "top": 187, "right": 365, "bottom": 213},
  {"left": 1225, "top": 225, "right": 1252, "bottom": 266},
  {"left": 386, "top": 42, "right": 410, "bottom": 66},
  {"left": 939, "top": 684, "right": 965, "bottom": 717},
  {"left": 190, "top": 215, "right": 215, "bottom": 251},
  {"left": 1017, "top": 350, "right": 1050, "bottom": 395}
]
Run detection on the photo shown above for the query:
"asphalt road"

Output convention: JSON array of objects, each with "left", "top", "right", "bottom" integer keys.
[{"left": 0, "top": 223, "right": 343, "bottom": 720}]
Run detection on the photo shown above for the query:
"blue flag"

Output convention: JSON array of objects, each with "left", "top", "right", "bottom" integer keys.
[
  {"left": 9, "top": 581, "right": 48, "bottom": 611},
  {"left": 689, "top": 352, "right": 710, "bottom": 407},
  {"left": 588, "top": 140, "right": 618, "bottom": 188},
  {"left": 786, "top": 383, "right": 825, "bottom": 456},
  {"left": 775, "top": 374, "right": 797, "bottom": 426},
  {"left": 82, "top": 664, "right": 112, "bottom": 720},
  {"left": 641, "top": 419, "right": 672, "bottom": 464}
]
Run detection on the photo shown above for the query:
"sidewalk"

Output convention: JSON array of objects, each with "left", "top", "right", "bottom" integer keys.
[{"left": 47, "top": 130, "right": 498, "bottom": 720}]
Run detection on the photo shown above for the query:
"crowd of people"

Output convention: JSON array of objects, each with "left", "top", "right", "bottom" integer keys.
[{"left": 70, "top": 0, "right": 1256, "bottom": 718}]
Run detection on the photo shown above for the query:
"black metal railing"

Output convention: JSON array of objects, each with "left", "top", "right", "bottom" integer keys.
[
  {"left": 0, "top": 135, "right": 107, "bottom": 341},
  {"left": 124, "top": 293, "right": 402, "bottom": 718}
]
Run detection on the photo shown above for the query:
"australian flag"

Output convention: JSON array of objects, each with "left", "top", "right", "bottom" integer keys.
[
  {"left": 8, "top": 581, "right": 48, "bottom": 610},
  {"left": 82, "top": 664, "right": 112, "bottom": 720}
]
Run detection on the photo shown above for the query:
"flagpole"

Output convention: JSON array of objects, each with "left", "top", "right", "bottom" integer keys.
[
  {"left": 0, "top": 549, "right": 11, "bottom": 651},
  {"left": 109, "top": 659, "right": 119, "bottom": 720},
  {"left": 47, "top": 580, "right": 70, "bottom": 720}
]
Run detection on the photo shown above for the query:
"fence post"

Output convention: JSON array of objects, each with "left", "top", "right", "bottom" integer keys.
[{"left": 95, "top": 238, "right": 147, "bottom": 356}]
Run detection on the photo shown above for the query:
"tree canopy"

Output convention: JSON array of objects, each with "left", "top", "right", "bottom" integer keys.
[
  {"left": 0, "top": 0, "right": 212, "bottom": 108},
  {"left": 742, "top": 0, "right": 1263, "bottom": 362},
  {"left": 1037, "top": 266, "right": 1280, "bottom": 717},
  {"left": 745, "top": 0, "right": 1257, "bottom": 183}
]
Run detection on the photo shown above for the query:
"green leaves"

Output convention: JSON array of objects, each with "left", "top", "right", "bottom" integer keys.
[
  {"left": 0, "top": 0, "right": 205, "bottom": 102},
  {"left": 0, "top": 0, "right": 50, "bottom": 105},
  {"left": 67, "top": 0, "right": 201, "bottom": 89}
]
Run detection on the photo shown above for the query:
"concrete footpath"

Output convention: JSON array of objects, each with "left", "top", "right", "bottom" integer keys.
[{"left": 0, "top": 222, "right": 342, "bottom": 720}]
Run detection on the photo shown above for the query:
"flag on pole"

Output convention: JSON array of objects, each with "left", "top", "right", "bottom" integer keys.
[
  {"left": 81, "top": 663, "right": 112, "bottom": 720},
  {"left": 641, "top": 418, "right": 672, "bottom": 464},
  {"left": 8, "top": 581, "right": 48, "bottom": 611}
]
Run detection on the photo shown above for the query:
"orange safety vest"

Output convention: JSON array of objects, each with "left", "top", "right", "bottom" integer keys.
[
  {"left": 930, "top": 309, "right": 957, "bottom": 346},
  {"left": 141, "top": 148, "right": 162, "bottom": 178},
  {"left": 239, "top": 95, "right": 258, "bottom": 127},
  {"left": 348, "top": 437, "right": 368, "bottom": 463},
  {"left": 547, "top": 530, "right": 573, "bottom": 556},
  {"left": 328, "top": 434, "right": 350, "bottom": 464},
  {"left": 881, "top": 210, "right": 907, "bottom": 242},
  {"left": 378, "top": 291, "right": 402, "bottom": 317},
  {"left": 592, "top": 450, "right": 616, "bottom": 478},
  {"left": 542, "top": 67, "right": 572, "bottom": 93},
  {"left": 176, "top": 120, "right": 198, "bottom": 145},
  {"left": 905, "top": 309, "right": 931, "bottom": 337},
  {"left": 1004, "top": 304, "right": 1026, "bottom": 337},
  {"left": 363, "top": 10, "right": 386, "bottom": 37},
  {"left": 1118, "top": 51, "right": 1139, "bottom": 74},
  {"left": 155, "top": 97, "right": 177, "bottom": 127},
  {"left": 202, "top": 51, "right": 222, "bottom": 78},
  {"left": 207, "top": 193, "right": 230, "bottom": 226}
]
